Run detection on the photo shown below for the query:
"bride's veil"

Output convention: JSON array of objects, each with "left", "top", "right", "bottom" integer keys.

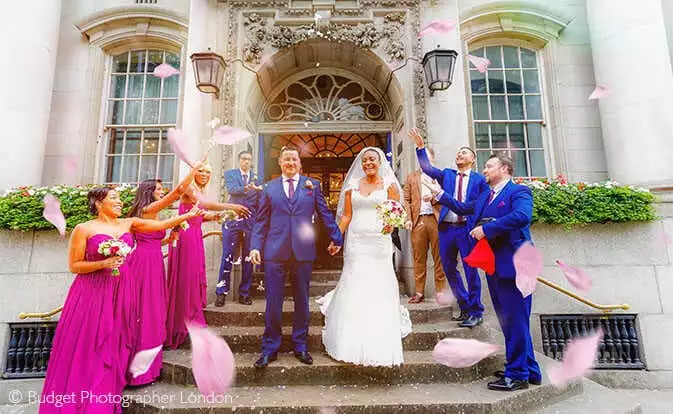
[{"left": 336, "top": 147, "right": 403, "bottom": 222}]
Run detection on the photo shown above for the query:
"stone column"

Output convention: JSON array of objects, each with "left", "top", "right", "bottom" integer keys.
[
  {"left": 420, "top": 0, "right": 471, "bottom": 168},
  {"left": 0, "top": 0, "right": 62, "bottom": 190},
  {"left": 587, "top": 0, "right": 673, "bottom": 188}
]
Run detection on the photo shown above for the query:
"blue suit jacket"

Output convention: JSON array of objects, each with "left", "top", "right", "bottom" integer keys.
[
  {"left": 438, "top": 181, "right": 534, "bottom": 279},
  {"left": 251, "top": 176, "right": 343, "bottom": 262},
  {"left": 224, "top": 169, "right": 261, "bottom": 211},
  {"left": 416, "top": 148, "right": 489, "bottom": 222}
]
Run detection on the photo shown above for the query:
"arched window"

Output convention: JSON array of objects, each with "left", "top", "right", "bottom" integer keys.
[
  {"left": 104, "top": 49, "right": 181, "bottom": 186},
  {"left": 468, "top": 45, "right": 546, "bottom": 177}
]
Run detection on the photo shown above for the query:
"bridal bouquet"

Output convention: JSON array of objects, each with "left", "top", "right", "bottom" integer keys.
[
  {"left": 376, "top": 200, "right": 407, "bottom": 234},
  {"left": 97, "top": 239, "right": 133, "bottom": 276}
]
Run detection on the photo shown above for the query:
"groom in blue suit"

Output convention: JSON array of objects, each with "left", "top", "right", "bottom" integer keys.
[
  {"left": 250, "top": 146, "right": 343, "bottom": 368},
  {"left": 432, "top": 153, "right": 542, "bottom": 391}
]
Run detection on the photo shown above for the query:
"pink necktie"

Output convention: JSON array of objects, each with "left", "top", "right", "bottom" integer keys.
[
  {"left": 487, "top": 190, "right": 495, "bottom": 204},
  {"left": 287, "top": 178, "right": 295, "bottom": 198}
]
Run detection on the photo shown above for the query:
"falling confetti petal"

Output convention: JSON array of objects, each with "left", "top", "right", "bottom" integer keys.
[
  {"left": 298, "top": 222, "right": 315, "bottom": 242},
  {"left": 548, "top": 330, "right": 603, "bottom": 387},
  {"left": 435, "top": 289, "right": 456, "bottom": 307},
  {"left": 432, "top": 338, "right": 499, "bottom": 368},
  {"left": 167, "top": 128, "right": 193, "bottom": 167},
  {"left": 212, "top": 126, "right": 252, "bottom": 146},
  {"left": 129, "top": 345, "right": 162, "bottom": 378},
  {"left": 514, "top": 241, "right": 543, "bottom": 298},
  {"left": 418, "top": 19, "right": 456, "bottom": 38},
  {"left": 152, "top": 63, "right": 180, "bottom": 79},
  {"left": 65, "top": 156, "right": 78, "bottom": 178},
  {"left": 588, "top": 84, "right": 610, "bottom": 100},
  {"left": 187, "top": 322, "right": 236, "bottom": 397},
  {"left": 555, "top": 260, "right": 592, "bottom": 292},
  {"left": 43, "top": 194, "right": 66, "bottom": 237},
  {"left": 208, "top": 117, "right": 221, "bottom": 129},
  {"left": 467, "top": 54, "right": 491, "bottom": 73}
]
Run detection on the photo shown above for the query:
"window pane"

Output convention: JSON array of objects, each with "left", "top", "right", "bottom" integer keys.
[
  {"left": 472, "top": 96, "right": 489, "bottom": 120},
  {"left": 125, "top": 101, "right": 141, "bottom": 124},
  {"left": 145, "top": 75, "right": 161, "bottom": 98},
  {"left": 160, "top": 100, "right": 178, "bottom": 124},
  {"left": 113, "top": 52, "right": 129, "bottom": 73},
  {"left": 165, "top": 52, "right": 181, "bottom": 70},
  {"left": 529, "top": 150, "right": 546, "bottom": 176},
  {"left": 110, "top": 75, "right": 126, "bottom": 98},
  {"left": 523, "top": 70, "right": 540, "bottom": 93},
  {"left": 503, "top": 46, "right": 519, "bottom": 68},
  {"left": 129, "top": 50, "right": 147, "bottom": 73},
  {"left": 511, "top": 151, "right": 527, "bottom": 177},
  {"left": 492, "top": 124, "right": 507, "bottom": 148},
  {"left": 128, "top": 75, "right": 144, "bottom": 98},
  {"left": 108, "top": 101, "right": 124, "bottom": 124},
  {"left": 476, "top": 150, "right": 490, "bottom": 170},
  {"left": 475, "top": 123, "right": 489, "bottom": 148},
  {"left": 521, "top": 48, "right": 537, "bottom": 68},
  {"left": 142, "top": 130, "right": 160, "bottom": 154},
  {"left": 139, "top": 155, "right": 158, "bottom": 180},
  {"left": 485, "top": 46, "right": 502, "bottom": 68},
  {"left": 508, "top": 95, "right": 524, "bottom": 120},
  {"left": 106, "top": 156, "right": 122, "bottom": 182},
  {"left": 125, "top": 130, "right": 141, "bottom": 154},
  {"left": 147, "top": 51, "right": 163, "bottom": 73},
  {"left": 122, "top": 155, "right": 140, "bottom": 182},
  {"left": 490, "top": 96, "right": 507, "bottom": 120},
  {"left": 526, "top": 123, "right": 543, "bottom": 148},
  {"left": 505, "top": 70, "right": 522, "bottom": 93},
  {"left": 525, "top": 95, "right": 542, "bottom": 119},
  {"left": 163, "top": 75, "right": 180, "bottom": 98},
  {"left": 509, "top": 123, "right": 525, "bottom": 148},
  {"left": 159, "top": 129, "right": 169, "bottom": 153},
  {"left": 158, "top": 155, "right": 175, "bottom": 183},
  {"left": 142, "top": 100, "right": 160, "bottom": 124},
  {"left": 108, "top": 129, "right": 124, "bottom": 154},
  {"left": 487, "top": 70, "right": 505, "bottom": 94},
  {"left": 470, "top": 71, "right": 486, "bottom": 93}
]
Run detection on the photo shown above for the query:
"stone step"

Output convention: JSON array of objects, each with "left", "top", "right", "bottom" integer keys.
[
  {"left": 252, "top": 270, "right": 342, "bottom": 283},
  {"left": 250, "top": 281, "right": 338, "bottom": 298},
  {"left": 180, "top": 323, "right": 480, "bottom": 353},
  {"left": 204, "top": 297, "right": 452, "bottom": 327},
  {"left": 529, "top": 379, "right": 642, "bottom": 414},
  {"left": 124, "top": 379, "right": 581, "bottom": 413},
  {"left": 161, "top": 350, "right": 502, "bottom": 387}
]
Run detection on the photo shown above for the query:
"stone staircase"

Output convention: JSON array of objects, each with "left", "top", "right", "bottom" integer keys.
[{"left": 126, "top": 269, "right": 643, "bottom": 413}]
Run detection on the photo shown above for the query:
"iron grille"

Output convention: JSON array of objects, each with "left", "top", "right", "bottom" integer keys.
[{"left": 3, "top": 322, "right": 58, "bottom": 379}]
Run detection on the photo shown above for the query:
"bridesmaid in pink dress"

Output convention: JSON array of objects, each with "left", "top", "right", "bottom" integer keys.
[
  {"left": 165, "top": 163, "right": 250, "bottom": 349},
  {"left": 39, "top": 187, "right": 201, "bottom": 414},
  {"left": 123, "top": 162, "right": 202, "bottom": 386}
]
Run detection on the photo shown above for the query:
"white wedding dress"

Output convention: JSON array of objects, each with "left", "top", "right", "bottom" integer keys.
[{"left": 316, "top": 186, "right": 412, "bottom": 367}]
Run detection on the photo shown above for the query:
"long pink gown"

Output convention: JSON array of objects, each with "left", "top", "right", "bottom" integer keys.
[
  {"left": 39, "top": 233, "right": 135, "bottom": 414},
  {"left": 164, "top": 202, "right": 207, "bottom": 349}
]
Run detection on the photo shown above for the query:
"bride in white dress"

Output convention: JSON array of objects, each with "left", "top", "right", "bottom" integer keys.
[{"left": 316, "top": 147, "right": 412, "bottom": 367}]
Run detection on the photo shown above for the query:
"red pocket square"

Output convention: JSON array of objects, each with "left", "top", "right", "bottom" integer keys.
[
  {"left": 497, "top": 201, "right": 506, "bottom": 208},
  {"left": 464, "top": 239, "right": 495, "bottom": 275}
]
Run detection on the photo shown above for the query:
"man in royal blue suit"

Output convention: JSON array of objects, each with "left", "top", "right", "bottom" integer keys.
[
  {"left": 215, "top": 150, "right": 262, "bottom": 307},
  {"left": 432, "top": 152, "right": 542, "bottom": 391},
  {"left": 250, "top": 146, "right": 343, "bottom": 368},
  {"left": 409, "top": 129, "right": 489, "bottom": 328}
]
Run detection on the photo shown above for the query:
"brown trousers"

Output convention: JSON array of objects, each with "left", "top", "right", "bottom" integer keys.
[{"left": 411, "top": 215, "right": 447, "bottom": 295}]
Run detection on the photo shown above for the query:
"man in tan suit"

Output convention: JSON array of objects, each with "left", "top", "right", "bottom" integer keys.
[{"left": 403, "top": 148, "right": 447, "bottom": 303}]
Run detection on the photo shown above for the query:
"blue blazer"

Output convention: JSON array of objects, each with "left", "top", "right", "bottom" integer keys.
[
  {"left": 251, "top": 176, "right": 343, "bottom": 262},
  {"left": 416, "top": 148, "right": 489, "bottom": 222},
  {"left": 438, "top": 181, "right": 533, "bottom": 279},
  {"left": 224, "top": 169, "right": 261, "bottom": 210}
]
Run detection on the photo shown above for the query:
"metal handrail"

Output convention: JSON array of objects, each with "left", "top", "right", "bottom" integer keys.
[{"left": 536, "top": 277, "right": 630, "bottom": 313}]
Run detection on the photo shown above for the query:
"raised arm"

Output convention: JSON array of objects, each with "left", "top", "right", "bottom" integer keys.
[
  {"left": 183, "top": 185, "right": 250, "bottom": 218},
  {"left": 129, "top": 206, "right": 203, "bottom": 233},
  {"left": 409, "top": 128, "right": 443, "bottom": 180},
  {"left": 436, "top": 191, "right": 477, "bottom": 216},
  {"left": 143, "top": 162, "right": 203, "bottom": 215}
]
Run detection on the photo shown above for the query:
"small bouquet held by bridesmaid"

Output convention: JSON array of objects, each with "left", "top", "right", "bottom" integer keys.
[
  {"left": 97, "top": 239, "right": 133, "bottom": 276},
  {"left": 376, "top": 199, "right": 407, "bottom": 235}
]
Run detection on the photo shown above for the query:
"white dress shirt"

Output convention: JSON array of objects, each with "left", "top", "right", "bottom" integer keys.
[
  {"left": 443, "top": 170, "right": 471, "bottom": 223},
  {"left": 240, "top": 168, "right": 251, "bottom": 185},
  {"left": 282, "top": 173, "right": 301, "bottom": 198},
  {"left": 419, "top": 173, "right": 436, "bottom": 215},
  {"left": 488, "top": 178, "right": 511, "bottom": 204}
]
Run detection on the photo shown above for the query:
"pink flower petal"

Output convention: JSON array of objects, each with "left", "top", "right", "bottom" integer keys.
[
  {"left": 435, "top": 289, "right": 456, "bottom": 307},
  {"left": 555, "top": 260, "right": 592, "bottom": 292},
  {"left": 152, "top": 63, "right": 180, "bottom": 79},
  {"left": 43, "top": 194, "right": 66, "bottom": 237},
  {"left": 167, "top": 128, "right": 194, "bottom": 167},
  {"left": 432, "top": 338, "right": 499, "bottom": 368},
  {"left": 186, "top": 321, "right": 236, "bottom": 397},
  {"left": 129, "top": 345, "right": 162, "bottom": 378},
  {"left": 588, "top": 84, "right": 610, "bottom": 100},
  {"left": 467, "top": 54, "right": 491, "bottom": 73},
  {"left": 65, "top": 156, "right": 78, "bottom": 178},
  {"left": 298, "top": 222, "right": 315, "bottom": 242},
  {"left": 212, "top": 126, "right": 252, "bottom": 146},
  {"left": 548, "top": 330, "right": 603, "bottom": 387},
  {"left": 418, "top": 19, "right": 456, "bottom": 38},
  {"left": 514, "top": 241, "right": 543, "bottom": 298}
]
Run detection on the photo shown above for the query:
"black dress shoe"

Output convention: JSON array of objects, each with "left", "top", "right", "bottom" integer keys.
[
  {"left": 452, "top": 310, "right": 469, "bottom": 321},
  {"left": 215, "top": 294, "right": 226, "bottom": 307},
  {"left": 293, "top": 351, "right": 313, "bottom": 365},
  {"left": 493, "top": 370, "right": 542, "bottom": 385},
  {"left": 487, "top": 377, "right": 529, "bottom": 391},
  {"left": 458, "top": 315, "right": 483, "bottom": 328},
  {"left": 238, "top": 296, "right": 253, "bottom": 305},
  {"left": 254, "top": 353, "right": 277, "bottom": 368}
]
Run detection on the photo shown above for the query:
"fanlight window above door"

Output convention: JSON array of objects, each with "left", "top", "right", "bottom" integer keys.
[{"left": 265, "top": 74, "right": 386, "bottom": 122}]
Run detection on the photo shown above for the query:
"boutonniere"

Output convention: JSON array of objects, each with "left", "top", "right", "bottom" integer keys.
[
  {"left": 304, "top": 180, "right": 314, "bottom": 190},
  {"left": 497, "top": 200, "right": 506, "bottom": 208}
]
